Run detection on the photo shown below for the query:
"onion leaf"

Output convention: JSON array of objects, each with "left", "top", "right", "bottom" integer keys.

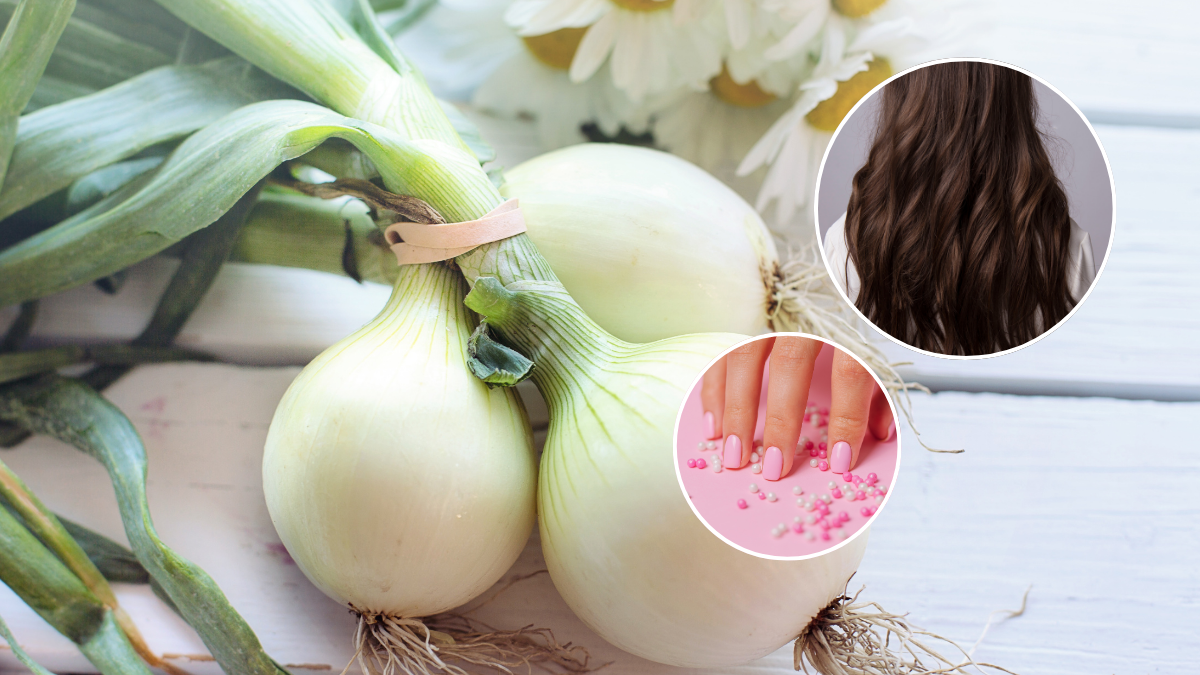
[
  {"left": 0, "top": 99, "right": 495, "bottom": 306},
  {"left": 0, "top": 374, "right": 288, "bottom": 675},
  {"left": 0, "top": 0, "right": 75, "bottom": 186},
  {"left": 0, "top": 611, "right": 55, "bottom": 675},
  {"left": 0, "top": 57, "right": 292, "bottom": 221}
]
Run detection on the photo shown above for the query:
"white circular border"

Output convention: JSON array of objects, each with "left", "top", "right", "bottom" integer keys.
[
  {"left": 812, "top": 56, "right": 1119, "bottom": 361},
  {"left": 671, "top": 332, "right": 903, "bottom": 561}
]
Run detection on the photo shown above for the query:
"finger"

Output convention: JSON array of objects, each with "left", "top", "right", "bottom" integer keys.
[
  {"left": 761, "top": 337, "right": 822, "bottom": 481},
  {"left": 868, "top": 388, "right": 895, "bottom": 441},
  {"left": 700, "top": 357, "right": 727, "bottom": 440},
  {"left": 721, "top": 337, "right": 774, "bottom": 470},
  {"left": 827, "top": 350, "right": 879, "bottom": 474}
]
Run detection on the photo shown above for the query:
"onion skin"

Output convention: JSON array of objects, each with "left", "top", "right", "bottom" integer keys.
[
  {"left": 501, "top": 144, "right": 779, "bottom": 343},
  {"left": 464, "top": 278, "right": 867, "bottom": 667},
  {"left": 263, "top": 263, "right": 536, "bottom": 617}
]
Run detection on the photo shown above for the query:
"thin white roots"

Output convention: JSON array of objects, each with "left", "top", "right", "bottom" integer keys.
[
  {"left": 347, "top": 609, "right": 595, "bottom": 675},
  {"left": 768, "top": 241, "right": 960, "bottom": 455},
  {"left": 795, "top": 588, "right": 1024, "bottom": 675}
]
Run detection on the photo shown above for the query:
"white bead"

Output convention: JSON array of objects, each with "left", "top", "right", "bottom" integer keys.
[
  {"left": 797, "top": 498, "right": 805, "bottom": 506},
  {"left": 805, "top": 531, "right": 816, "bottom": 541},
  {"left": 707, "top": 441, "right": 717, "bottom": 450},
  {"left": 767, "top": 492, "right": 777, "bottom": 502},
  {"left": 697, "top": 442, "right": 705, "bottom": 450},
  {"left": 793, "top": 516, "right": 803, "bottom": 523},
  {"left": 714, "top": 465, "right": 722, "bottom": 473},
  {"left": 792, "top": 486, "right": 803, "bottom": 495},
  {"left": 827, "top": 481, "right": 837, "bottom": 489},
  {"left": 750, "top": 452, "right": 760, "bottom": 463},
  {"left": 822, "top": 494, "right": 833, "bottom": 504},
  {"left": 772, "top": 527, "right": 784, "bottom": 538},
  {"left": 805, "top": 501, "right": 817, "bottom": 512},
  {"left": 835, "top": 528, "right": 846, "bottom": 540},
  {"left": 749, "top": 483, "right": 758, "bottom": 493},
  {"left": 711, "top": 453, "right": 720, "bottom": 462},
  {"left": 875, "top": 495, "right": 884, "bottom": 503},
  {"left": 810, "top": 414, "right": 820, "bottom": 426},
  {"left": 806, "top": 514, "right": 817, "bottom": 524},
  {"left": 809, "top": 459, "right": 819, "bottom": 468},
  {"left": 751, "top": 463, "right": 762, "bottom": 474}
]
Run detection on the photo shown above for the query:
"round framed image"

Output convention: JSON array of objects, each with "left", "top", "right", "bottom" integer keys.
[
  {"left": 673, "top": 333, "right": 900, "bottom": 560},
  {"left": 815, "top": 58, "right": 1116, "bottom": 359}
]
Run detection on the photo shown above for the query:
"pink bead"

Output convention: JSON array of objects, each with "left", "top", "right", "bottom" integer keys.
[
  {"left": 809, "top": 447, "right": 819, "bottom": 457},
  {"left": 878, "top": 486, "right": 887, "bottom": 494},
  {"left": 686, "top": 459, "right": 696, "bottom": 468},
  {"left": 820, "top": 520, "right": 831, "bottom": 530},
  {"left": 868, "top": 506, "right": 878, "bottom": 515},
  {"left": 842, "top": 473, "right": 854, "bottom": 483},
  {"left": 818, "top": 460, "right": 829, "bottom": 471},
  {"left": 804, "top": 439, "right": 814, "bottom": 450},
  {"left": 831, "top": 489, "right": 843, "bottom": 499},
  {"left": 867, "top": 472, "right": 878, "bottom": 483},
  {"left": 837, "top": 511, "right": 849, "bottom": 521},
  {"left": 819, "top": 407, "right": 829, "bottom": 416},
  {"left": 855, "top": 491, "right": 866, "bottom": 500},
  {"left": 737, "top": 499, "right": 748, "bottom": 509},
  {"left": 818, "top": 449, "right": 827, "bottom": 459},
  {"left": 696, "top": 459, "right": 707, "bottom": 469},
  {"left": 818, "top": 441, "right": 827, "bottom": 451},
  {"left": 872, "top": 488, "right": 883, "bottom": 497},
  {"left": 818, "top": 504, "right": 830, "bottom": 515},
  {"left": 792, "top": 523, "right": 804, "bottom": 533},
  {"left": 860, "top": 507, "right": 872, "bottom": 517},
  {"left": 757, "top": 492, "right": 766, "bottom": 500},
  {"left": 821, "top": 531, "right": 831, "bottom": 541}
]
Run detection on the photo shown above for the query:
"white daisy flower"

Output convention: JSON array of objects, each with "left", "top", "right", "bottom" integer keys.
[
  {"left": 739, "top": 2, "right": 974, "bottom": 242},
  {"left": 474, "top": 45, "right": 649, "bottom": 148},
  {"left": 399, "top": 0, "right": 648, "bottom": 149},
  {"left": 505, "top": 0, "right": 725, "bottom": 102}
]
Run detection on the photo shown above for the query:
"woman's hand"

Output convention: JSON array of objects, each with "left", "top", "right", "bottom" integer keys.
[{"left": 700, "top": 336, "right": 894, "bottom": 481}]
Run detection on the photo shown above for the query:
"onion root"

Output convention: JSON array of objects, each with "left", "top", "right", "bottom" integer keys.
[
  {"left": 349, "top": 610, "right": 596, "bottom": 675},
  {"left": 795, "top": 587, "right": 1021, "bottom": 675}
]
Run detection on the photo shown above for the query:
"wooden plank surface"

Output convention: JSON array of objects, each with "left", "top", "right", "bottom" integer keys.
[
  {"left": 1, "top": 365, "right": 1194, "bottom": 673},
  {"left": 986, "top": 0, "right": 1200, "bottom": 126}
]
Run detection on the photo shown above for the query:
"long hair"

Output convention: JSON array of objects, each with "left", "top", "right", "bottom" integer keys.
[{"left": 844, "top": 61, "right": 1075, "bottom": 356}]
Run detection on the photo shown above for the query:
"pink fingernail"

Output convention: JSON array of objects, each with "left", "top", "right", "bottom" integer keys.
[
  {"left": 704, "top": 411, "right": 716, "bottom": 439},
  {"left": 723, "top": 434, "right": 742, "bottom": 469},
  {"left": 831, "top": 441, "right": 851, "bottom": 473},
  {"left": 764, "top": 446, "right": 783, "bottom": 481}
]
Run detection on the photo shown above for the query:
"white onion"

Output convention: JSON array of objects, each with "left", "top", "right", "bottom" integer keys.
[
  {"left": 463, "top": 277, "right": 866, "bottom": 667},
  {"left": 262, "top": 263, "right": 536, "bottom": 617},
  {"left": 501, "top": 144, "right": 781, "bottom": 343}
]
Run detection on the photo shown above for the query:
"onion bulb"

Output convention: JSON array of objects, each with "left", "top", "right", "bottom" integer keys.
[
  {"left": 462, "top": 273, "right": 866, "bottom": 667},
  {"left": 500, "top": 144, "right": 781, "bottom": 343},
  {"left": 262, "top": 263, "right": 537, "bottom": 668}
]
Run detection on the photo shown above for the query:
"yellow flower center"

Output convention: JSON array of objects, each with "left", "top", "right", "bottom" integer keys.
[
  {"left": 806, "top": 58, "right": 893, "bottom": 132},
  {"left": 710, "top": 66, "right": 777, "bottom": 108},
  {"left": 522, "top": 27, "right": 589, "bottom": 70},
  {"left": 610, "top": 0, "right": 674, "bottom": 12},
  {"left": 832, "top": 0, "right": 889, "bottom": 18}
]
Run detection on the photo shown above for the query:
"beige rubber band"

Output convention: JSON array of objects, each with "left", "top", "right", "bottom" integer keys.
[{"left": 384, "top": 199, "right": 526, "bottom": 265}]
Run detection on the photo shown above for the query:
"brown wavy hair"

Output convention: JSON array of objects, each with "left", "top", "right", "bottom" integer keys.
[{"left": 844, "top": 61, "right": 1075, "bottom": 356}]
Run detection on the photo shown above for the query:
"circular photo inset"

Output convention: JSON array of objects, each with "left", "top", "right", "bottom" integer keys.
[
  {"left": 816, "top": 58, "right": 1115, "bottom": 358},
  {"left": 674, "top": 334, "right": 899, "bottom": 560}
]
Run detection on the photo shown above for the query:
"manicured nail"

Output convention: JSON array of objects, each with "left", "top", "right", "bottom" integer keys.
[
  {"left": 885, "top": 422, "right": 896, "bottom": 442},
  {"left": 763, "top": 446, "right": 783, "bottom": 481},
  {"left": 723, "top": 434, "right": 742, "bottom": 469},
  {"left": 704, "top": 411, "right": 716, "bottom": 439},
  {"left": 831, "top": 441, "right": 851, "bottom": 474}
]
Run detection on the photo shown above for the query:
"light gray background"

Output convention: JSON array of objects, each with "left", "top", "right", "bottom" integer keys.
[{"left": 817, "top": 75, "right": 1113, "bottom": 267}]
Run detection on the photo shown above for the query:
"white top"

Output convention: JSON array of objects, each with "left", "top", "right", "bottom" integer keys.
[{"left": 823, "top": 212, "right": 1098, "bottom": 306}]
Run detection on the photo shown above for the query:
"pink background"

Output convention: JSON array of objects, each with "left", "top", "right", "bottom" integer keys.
[{"left": 675, "top": 343, "right": 898, "bottom": 558}]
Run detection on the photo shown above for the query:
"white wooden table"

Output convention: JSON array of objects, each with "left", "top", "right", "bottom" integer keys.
[{"left": 3, "top": 0, "right": 1200, "bottom": 672}]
